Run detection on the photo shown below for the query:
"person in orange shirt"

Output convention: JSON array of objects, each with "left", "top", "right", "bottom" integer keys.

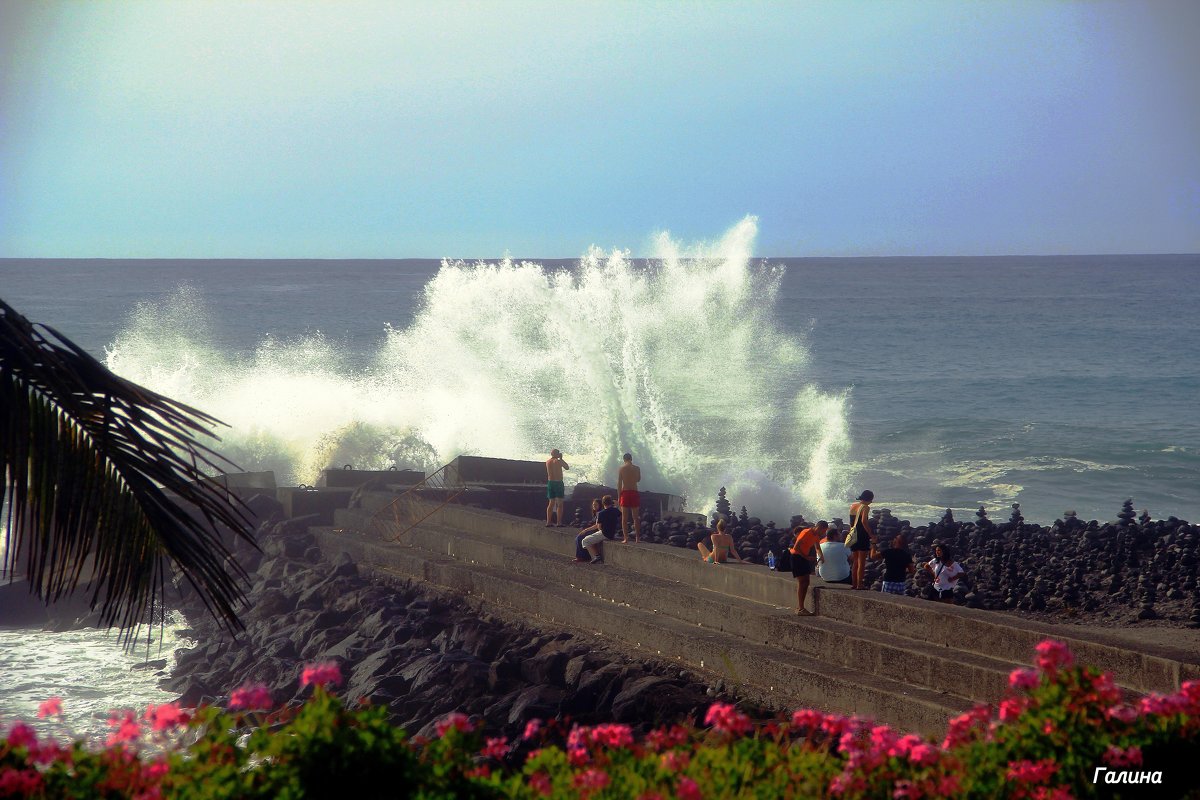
[{"left": 789, "top": 520, "right": 828, "bottom": 616}]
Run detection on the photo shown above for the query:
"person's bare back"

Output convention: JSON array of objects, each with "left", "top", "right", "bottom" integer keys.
[{"left": 616, "top": 453, "right": 641, "bottom": 542}]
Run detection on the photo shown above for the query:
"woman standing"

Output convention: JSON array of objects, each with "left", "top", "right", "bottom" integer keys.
[{"left": 847, "top": 490, "right": 874, "bottom": 589}]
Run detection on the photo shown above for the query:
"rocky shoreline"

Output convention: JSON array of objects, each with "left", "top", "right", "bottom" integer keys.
[
  {"left": 624, "top": 492, "right": 1200, "bottom": 629},
  {"left": 163, "top": 500, "right": 751, "bottom": 739}
]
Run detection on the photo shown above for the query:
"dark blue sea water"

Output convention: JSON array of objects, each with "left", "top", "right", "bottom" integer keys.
[
  {"left": 2, "top": 248, "right": 1198, "bottom": 527},
  {"left": 2, "top": 238, "right": 1199, "bottom": 739}
]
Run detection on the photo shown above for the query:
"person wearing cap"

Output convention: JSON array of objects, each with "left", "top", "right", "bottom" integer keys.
[
  {"left": 789, "top": 520, "right": 826, "bottom": 616},
  {"left": 847, "top": 490, "right": 874, "bottom": 589},
  {"left": 545, "top": 449, "right": 569, "bottom": 527}
]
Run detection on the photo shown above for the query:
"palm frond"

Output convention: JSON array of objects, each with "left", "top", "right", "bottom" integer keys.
[{"left": 0, "top": 297, "right": 255, "bottom": 639}]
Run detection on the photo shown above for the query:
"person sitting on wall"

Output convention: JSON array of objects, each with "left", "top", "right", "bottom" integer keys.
[
  {"left": 579, "top": 495, "right": 622, "bottom": 564},
  {"left": 871, "top": 531, "right": 915, "bottom": 595},
  {"left": 920, "top": 542, "right": 965, "bottom": 603},
  {"left": 574, "top": 498, "right": 602, "bottom": 562},
  {"left": 816, "top": 527, "right": 851, "bottom": 583},
  {"left": 697, "top": 518, "right": 744, "bottom": 564}
]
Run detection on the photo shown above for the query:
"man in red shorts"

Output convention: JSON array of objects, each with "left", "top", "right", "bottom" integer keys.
[{"left": 617, "top": 452, "right": 641, "bottom": 543}]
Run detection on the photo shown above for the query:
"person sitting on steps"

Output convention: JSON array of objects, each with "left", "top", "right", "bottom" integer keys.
[
  {"left": 697, "top": 518, "right": 743, "bottom": 564},
  {"left": 578, "top": 495, "right": 621, "bottom": 564}
]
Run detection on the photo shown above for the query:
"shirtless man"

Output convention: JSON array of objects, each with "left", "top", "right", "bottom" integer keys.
[
  {"left": 545, "top": 449, "right": 569, "bottom": 527},
  {"left": 697, "top": 519, "right": 743, "bottom": 563},
  {"left": 616, "top": 452, "right": 641, "bottom": 543}
]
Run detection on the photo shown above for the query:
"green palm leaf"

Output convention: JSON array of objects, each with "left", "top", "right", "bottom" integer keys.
[{"left": 1, "top": 297, "right": 254, "bottom": 638}]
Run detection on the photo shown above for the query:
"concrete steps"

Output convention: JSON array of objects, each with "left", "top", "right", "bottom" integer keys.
[
  {"left": 312, "top": 527, "right": 971, "bottom": 734},
  {"left": 308, "top": 497, "right": 1200, "bottom": 734},
  {"left": 403, "top": 519, "right": 1019, "bottom": 706}
]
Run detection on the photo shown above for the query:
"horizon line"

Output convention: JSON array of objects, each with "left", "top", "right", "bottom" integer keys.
[{"left": 2, "top": 252, "right": 1198, "bottom": 263}]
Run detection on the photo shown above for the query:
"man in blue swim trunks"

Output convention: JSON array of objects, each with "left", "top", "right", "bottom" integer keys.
[{"left": 545, "top": 449, "right": 569, "bottom": 526}]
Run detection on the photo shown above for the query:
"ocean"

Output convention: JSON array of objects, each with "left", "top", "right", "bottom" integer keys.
[{"left": 2, "top": 222, "right": 1198, "bottom": 735}]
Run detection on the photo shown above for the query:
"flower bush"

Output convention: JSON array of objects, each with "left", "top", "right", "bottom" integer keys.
[{"left": 1, "top": 641, "right": 1198, "bottom": 799}]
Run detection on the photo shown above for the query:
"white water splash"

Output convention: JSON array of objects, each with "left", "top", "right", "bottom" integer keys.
[{"left": 104, "top": 218, "right": 851, "bottom": 519}]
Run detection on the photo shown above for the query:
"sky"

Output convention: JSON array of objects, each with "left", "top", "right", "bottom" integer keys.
[{"left": 0, "top": 1, "right": 1197, "bottom": 259}]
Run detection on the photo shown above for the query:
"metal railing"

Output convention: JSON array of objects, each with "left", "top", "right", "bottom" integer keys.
[{"left": 367, "top": 461, "right": 465, "bottom": 542}]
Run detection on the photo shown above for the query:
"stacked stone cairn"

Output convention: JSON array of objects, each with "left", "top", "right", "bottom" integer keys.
[{"left": 637, "top": 492, "right": 1199, "bottom": 627}]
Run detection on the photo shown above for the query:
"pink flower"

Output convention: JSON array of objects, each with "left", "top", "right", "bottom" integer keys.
[
  {"left": 1105, "top": 704, "right": 1137, "bottom": 723},
  {"left": 647, "top": 724, "right": 689, "bottom": 751},
  {"left": 229, "top": 682, "right": 274, "bottom": 711},
  {"left": 1041, "top": 719, "right": 1055, "bottom": 735},
  {"left": 998, "top": 698, "right": 1024, "bottom": 723},
  {"left": 145, "top": 760, "right": 170, "bottom": 780},
  {"left": 143, "top": 702, "right": 189, "bottom": 732},
  {"left": 704, "top": 702, "right": 752, "bottom": 736},
  {"left": 1034, "top": 640, "right": 1074, "bottom": 674},
  {"left": 1089, "top": 671, "right": 1121, "bottom": 704},
  {"left": 433, "top": 712, "right": 473, "bottom": 737},
  {"left": 300, "top": 661, "right": 342, "bottom": 689},
  {"left": 591, "top": 723, "right": 634, "bottom": 749},
  {"left": 1031, "top": 788, "right": 1072, "bottom": 800},
  {"left": 941, "top": 704, "right": 991, "bottom": 749},
  {"left": 1138, "top": 692, "right": 1187, "bottom": 717},
  {"left": 1007, "top": 758, "right": 1059, "bottom": 784},
  {"left": 0, "top": 768, "right": 43, "bottom": 796},
  {"left": 567, "top": 725, "right": 590, "bottom": 751},
  {"left": 481, "top": 736, "right": 509, "bottom": 760},
  {"left": 37, "top": 697, "right": 63, "bottom": 719},
  {"left": 30, "top": 741, "right": 67, "bottom": 766},
  {"left": 869, "top": 724, "right": 897, "bottom": 754},
  {"left": 908, "top": 743, "right": 938, "bottom": 766},
  {"left": 660, "top": 750, "right": 690, "bottom": 772},
  {"left": 1103, "top": 744, "right": 1143, "bottom": 768},
  {"left": 1008, "top": 668, "right": 1040, "bottom": 691},
  {"left": 676, "top": 775, "right": 703, "bottom": 800},
  {"left": 893, "top": 779, "right": 923, "bottom": 800},
  {"left": 106, "top": 710, "right": 142, "bottom": 746},
  {"left": 573, "top": 768, "right": 610, "bottom": 795},
  {"left": 567, "top": 746, "right": 590, "bottom": 766},
  {"left": 5, "top": 722, "right": 38, "bottom": 750},
  {"left": 529, "top": 772, "right": 552, "bottom": 797},
  {"left": 936, "top": 775, "right": 961, "bottom": 796},
  {"left": 522, "top": 718, "right": 542, "bottom": 741},
  {"left": 886, "top": 733, "right": 922, "bottom": 759},
  {"left": 791, "top": 708, "right": 824, "bottom": 731}
]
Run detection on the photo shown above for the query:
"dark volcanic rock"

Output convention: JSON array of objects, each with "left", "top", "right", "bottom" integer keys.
[{"left": 165, "top": 518, "right": 737, "bottom": 740}]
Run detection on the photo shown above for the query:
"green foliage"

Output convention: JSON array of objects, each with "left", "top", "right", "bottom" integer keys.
[{"left": 3, "top": 643, "right": 1199, "bottom": 799}]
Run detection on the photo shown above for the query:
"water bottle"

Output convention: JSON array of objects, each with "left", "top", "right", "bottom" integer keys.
[{"left": 766, "top": 551, "right": 776, "bottom": 570}]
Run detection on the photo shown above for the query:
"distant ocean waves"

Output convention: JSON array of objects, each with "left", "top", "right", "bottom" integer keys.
[{"left": 849, "top": 416, "right": 1198, "bottom": 526}]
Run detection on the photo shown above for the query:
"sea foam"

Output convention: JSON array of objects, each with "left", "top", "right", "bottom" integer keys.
[{"left": 104, "top": 218, "right": 851, "bottom": 520}]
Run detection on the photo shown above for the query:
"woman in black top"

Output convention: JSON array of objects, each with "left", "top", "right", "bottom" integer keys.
[{"left": 848, "top": 490, "right": 874, "bottom": 590}]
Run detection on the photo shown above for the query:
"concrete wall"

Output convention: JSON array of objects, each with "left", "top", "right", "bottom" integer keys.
[
  {"left": 401, "top": 500, "right": 1200, "bottom": 695},
  {"left": 317, "top": 468, "right": 424, "bottom": 488}
]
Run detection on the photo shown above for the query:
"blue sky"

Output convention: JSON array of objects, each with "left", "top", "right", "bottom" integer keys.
[{"left": 1, "top": 1, "right": 1197, "bottom": 258}]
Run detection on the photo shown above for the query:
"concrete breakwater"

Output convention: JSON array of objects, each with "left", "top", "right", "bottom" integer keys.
[{"left": 163, "top": 504, "right": 742, "bottom": 739}]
